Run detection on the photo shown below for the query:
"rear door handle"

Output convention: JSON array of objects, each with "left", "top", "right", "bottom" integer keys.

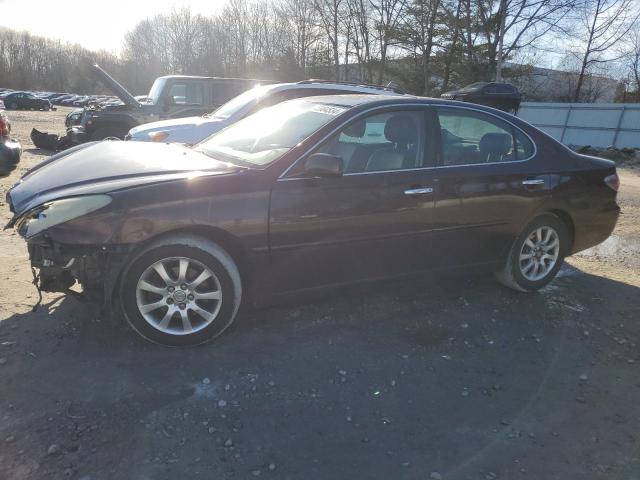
[
  {"left": 522, "top": 179, "right": 545, "bottom": 185},
  {"left": 404, "top": 187, "right": 434, "bottom": 195}
]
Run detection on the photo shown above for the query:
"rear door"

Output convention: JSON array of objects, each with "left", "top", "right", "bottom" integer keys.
[
  {"left": 430, "top": 106, "right": 548, "bottom": 269},
  {"left": 268, "top": 106, "right": 440, "bottom": 292}
]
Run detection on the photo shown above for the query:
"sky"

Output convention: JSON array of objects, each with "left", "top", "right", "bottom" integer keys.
[{"left": 0, "top": 0, "right": 226, "bottom": 53}]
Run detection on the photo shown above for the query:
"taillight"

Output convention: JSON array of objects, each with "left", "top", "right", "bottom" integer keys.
[
  {"left": 0, "top": 116, "right": 8, "bottom": 136},
  {"left": 604, "top": 173, "right": 619, "bottom": 192}
]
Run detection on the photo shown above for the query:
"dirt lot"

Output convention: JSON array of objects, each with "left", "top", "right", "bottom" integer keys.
[{"left": 1, "top": 108, "right": 639, "bottom": 480}]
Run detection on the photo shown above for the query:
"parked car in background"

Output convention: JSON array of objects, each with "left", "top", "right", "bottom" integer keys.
[
  {"left": 441, "top": 82, "right": 522, "bottom": 113},
  {"left": 3, "top": 92, "right": 52, "bottom": 111},
  {"left": 68, "top": 64, "right": 272, "bottom": 142},
  {"left": 0, "top": 109, "right": 21, "bottom": 177},
  {"left": 5, "top": 95, "right": 619, "bottom": 345},
  {"left": 127, "top": 80, "right": 408, "bottom": 144},
  {"left": 60, "top": 96, "right": 82, "bottom": 106}
]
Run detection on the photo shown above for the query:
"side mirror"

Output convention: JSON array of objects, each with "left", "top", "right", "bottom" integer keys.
[{"left": 304, "top": 153, "right": 344, "bottom": 178}]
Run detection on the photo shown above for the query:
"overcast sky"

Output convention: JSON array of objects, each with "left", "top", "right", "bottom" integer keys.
[{"left": 0, "top": 0, "right": 226, "bottom": 53}]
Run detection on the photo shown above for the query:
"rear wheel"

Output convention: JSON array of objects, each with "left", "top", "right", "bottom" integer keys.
[
  {"left": 8, "top": 103, "right": 17, "bottom": 110},
  {"left": 496, "top": 213, "right": 569, "bottom": 292},
  {"left": 120, "top": 235, "right": 242, "bottom": 346},
  {"left": 91, "top": 126, "right": 128, "bottom": 141}
]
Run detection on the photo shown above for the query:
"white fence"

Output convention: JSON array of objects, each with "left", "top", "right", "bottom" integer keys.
[{"left": 518, "top": 102, "right": 640, "bottom": 149}]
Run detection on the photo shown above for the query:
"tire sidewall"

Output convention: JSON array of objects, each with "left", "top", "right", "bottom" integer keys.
[
  {"left": 120, "top": 243, "right": 239, "bottom": 346},
  {"left": 508, "top": 214, "right": 569, "bottom": 291}
]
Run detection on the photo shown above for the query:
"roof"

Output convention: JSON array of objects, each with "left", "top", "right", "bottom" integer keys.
[
  {"left": 245, "top": 82, "right": 410, "bottom": 97},
  {"left": 301, "top": 94, "right": 421, "bottom": 108},
  {"left": 293, "top": 94, "right": 523, "bottom": 119},
  {"left": 155, "top": 75, "right": 270, "bottom": 83}
]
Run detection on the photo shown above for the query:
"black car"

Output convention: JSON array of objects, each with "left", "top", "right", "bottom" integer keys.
[
  {"left": 0, "top": 109, "right": 22, "bottom": 177},
  {"left": 68, "top": 65, "right": 271, "bottom": 142},
  {"left": 5, "top": 96, "right": 619, "bottom": 346},
  {"left": 3, "top": 92, "right": 52, "bottom": 111},
  {"left": 441, "top": 82, "right": 522, "bottom": 113}
]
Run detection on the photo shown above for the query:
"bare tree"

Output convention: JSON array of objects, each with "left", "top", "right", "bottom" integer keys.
[
  {"left": 280, "top": 0, "right": 321, "bottom": 76},
  {"left": 476, "top": 0, "right": 575, "bottom": 80},
  {"left": 370, "top": 0, "right": 409, "bottom": 84},
  {"left": 313, "top": 0, "right": 345, "bottom": 80},
  {"left": 399, "top": 0, "right": 442, "bottom": 94},
  {"left": 347, "top": 0, "right": 375, "bottom": 81},
  {"left": 621, "top": 22, "right": 640, "bottom": 98},
  {"left": 571, "top": 0, "right": 639, "bottom": 101}
]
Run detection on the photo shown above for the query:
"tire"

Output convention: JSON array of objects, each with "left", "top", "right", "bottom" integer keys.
[
  {"left": 8, "top": 103, "right": 17, "bottom": 110},
  {"left": 119, "top": 235, "right": 242, "bottom": 346},
  {"left": 496, "top": 213, "right": 569, "bottom": 292},
  {"left": 90, "top": 126, "right": 128, "bottom": 141}
]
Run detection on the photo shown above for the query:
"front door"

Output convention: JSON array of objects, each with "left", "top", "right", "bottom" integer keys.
[{"left": 268, "top": 107, "right": 439, "bottom": 292}]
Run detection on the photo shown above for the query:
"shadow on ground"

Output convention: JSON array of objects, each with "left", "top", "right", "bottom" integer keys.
[{"left": 1, "top": 267, "right": 639, "bottom": 479}]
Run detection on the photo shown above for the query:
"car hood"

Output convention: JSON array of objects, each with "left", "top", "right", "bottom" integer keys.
[
  {"left": 129, "top": 116, "right": 229, "bottom": 144},
  {"left": 6, "top": 141, "right": 241, "bottom": 217},
  {"left": 92, "top": 64, "right": 141, "bottom": 108}
]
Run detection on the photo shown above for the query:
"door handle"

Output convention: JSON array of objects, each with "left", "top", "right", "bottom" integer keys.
[
  {"left": 404, "top": 187, "right": 434, "bottom": 195},
  {"left": 522, "top": 179, "right": 545, "bottom": 185}
]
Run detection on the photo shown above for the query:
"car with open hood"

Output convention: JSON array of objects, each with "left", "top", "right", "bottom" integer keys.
[
  {"left": 68, "top": 65, "right": 271, "bottom": 142},
  {"left": 5, "top": 95, "right": 619, "bottom": 346}
]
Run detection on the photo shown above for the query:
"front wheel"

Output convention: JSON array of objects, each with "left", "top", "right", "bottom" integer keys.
[
  {"left": 120, "top": 235, "right": 242, "bottom": 346},
  {"left": 496, "top": 213, "right": 569, "bottom": 292}
]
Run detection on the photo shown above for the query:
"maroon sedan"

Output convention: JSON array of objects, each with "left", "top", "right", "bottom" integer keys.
[{"left": 5, "top": 95, "right": 620, "bottom": 345}]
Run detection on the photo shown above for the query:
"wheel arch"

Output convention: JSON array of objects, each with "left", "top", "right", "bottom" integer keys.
[
  {"left": 545, "top": 208, "right": 575, "bottom": 251},
  {"left": 109, "top": 225, "right": 250, "bottom": 311}
]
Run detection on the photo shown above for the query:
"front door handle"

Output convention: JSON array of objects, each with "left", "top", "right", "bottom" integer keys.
[
  {"left": 404, "top": 187, "right": 434, "bottom": 195},
  {"left": 522, "top": 179, "right": 545, "bottom": 185}
]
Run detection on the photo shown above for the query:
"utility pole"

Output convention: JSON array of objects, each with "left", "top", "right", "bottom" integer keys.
[{"left": 496, "top": 0, "right": 507, "bottom": 82}]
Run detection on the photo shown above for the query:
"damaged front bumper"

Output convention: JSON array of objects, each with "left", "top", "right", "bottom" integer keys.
[{"left": 25, "top": 234, "right": 131, "bottom": 308}]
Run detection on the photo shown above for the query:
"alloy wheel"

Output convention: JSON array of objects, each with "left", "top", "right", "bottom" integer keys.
[
  {"left": 135, "top": 256, "right": 222, "bottom": 336},
  {"left": 518, "top": 226, "right": 560, "bottom": 281}
]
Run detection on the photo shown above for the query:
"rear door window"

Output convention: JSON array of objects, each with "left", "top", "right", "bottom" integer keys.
[
  {"left": 436, "top": 107, "right": 533, "bottom": 165},
  {"left": 168, "top": 82, "right": 204, "bottom": 105}
]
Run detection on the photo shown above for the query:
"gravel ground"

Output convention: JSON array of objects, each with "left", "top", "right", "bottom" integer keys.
[{"left": 0, "top": 108, "right": 639, "bottom": 480}]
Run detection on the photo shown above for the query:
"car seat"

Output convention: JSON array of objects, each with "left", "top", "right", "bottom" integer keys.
[
  {"left": 479, "top": 133, "right": 512, "bottom": 162},
  {"left": 325, "top": 120, "right": 366, "bottom": 172},
  {"left": 365, "top": 114, "right": 418, "bottom": 172}
]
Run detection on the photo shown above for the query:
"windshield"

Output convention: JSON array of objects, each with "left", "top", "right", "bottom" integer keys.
[
  {"left": 198, "top": 100, "right": 348, "bottom": 167},
  {"left": 210, "top": 85, "right": 272, "bottom": 120},
  {"left": 147, "top": 78, "right": 167, "bottom": 105}
]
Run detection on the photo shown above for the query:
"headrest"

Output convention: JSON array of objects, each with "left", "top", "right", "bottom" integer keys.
[
  {"left": 479, "top": 133, "right": 511, "bottom": 156},
  {"left": 384, "top": 114, "right": 417, "bottom": 145},
  {"left": 343, "top": 120, "right": 365, "bottom": 138}
]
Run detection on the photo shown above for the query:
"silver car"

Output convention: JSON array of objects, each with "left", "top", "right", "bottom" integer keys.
[{"left": 126, "top": 81, "right": 407, "bottom": 145}]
